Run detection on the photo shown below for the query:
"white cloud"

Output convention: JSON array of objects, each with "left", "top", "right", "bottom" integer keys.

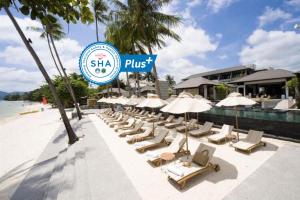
[
  {"left": 0, "top": 15, "right": 83, "bottom": 92},
  {"left": 207, "top": 0, "right": 237, "bottom": 13},
  {"left": 240, "top": 29, "right": 300, "bottom": 71},
  {"left": 218, "top": 54, "right": 228, "bottom": 60},
  {"left": 286, "top": 0, "right": 300, "bottom": 8},
  {"left": 258, "top": 7, "right": 291, "bottom": 27},
  {"left": 0, "top": 67, "right": 44, "bottom": 92},
  {"left": 155, "top": 25, "right": 218, "bottom": 82}
]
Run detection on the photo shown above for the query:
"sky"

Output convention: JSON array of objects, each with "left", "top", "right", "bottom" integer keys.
[{"left": 0, "top": 0, "right": 300, "bottom": 92}]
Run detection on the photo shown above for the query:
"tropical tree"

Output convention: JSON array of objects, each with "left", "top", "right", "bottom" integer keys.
[
  {"left": 1, "top": 0, "right": 93, "bottom": 144},
  {"left": 112, "top": 0, "right": 181, "bottom": 97},
  {"left": 92, "top": 0, "right": 112, "bottom": 96},
  {"left": 165, "top": 74, "right": 176, "bottom": 89},
  {"left": 29, "top": 20, "right": 83, "bottom": 119},
  {"left": 92, "top": 0, "right": 108, "bottom": 42}
]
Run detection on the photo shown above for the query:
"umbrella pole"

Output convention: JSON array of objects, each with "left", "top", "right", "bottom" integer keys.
[
  {"left": 185, "top": 112, "right": 189, "bottom": 155},
  {"left": 235, "top": 106, "right": 239, "bottom": 140},
  {"left": 152, "top": 108, "right": 154, "bottom": 136}
]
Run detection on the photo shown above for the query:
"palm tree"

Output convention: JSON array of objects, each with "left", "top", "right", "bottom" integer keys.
[
  {"left": 112, "top": 0, "right": 181, "bottom": 97},
  {"left": 29, "top": 22, "right": 83, "bottom": 119},
  {"left": 92, "top": 0, "right": 113, "bottom": 96},
  {"left": 165, "top": 74, "right": 176, "bottom": 89},
  {"left": 29, "top": 21, "right": 83, "bottom": 119},
  {"left": 4, "top": 8, "right": 78, "bottom": 144},
  {"left": 92, "top": 0, "right": 108, "bottom": 42}
]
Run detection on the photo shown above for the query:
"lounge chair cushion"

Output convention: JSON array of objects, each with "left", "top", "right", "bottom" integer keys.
[
  {"left": 192, "top": 150, "right": 209, "bottom": 166},
  {"left": 232, "top": 141, "right": 254, "bottom": 150}
]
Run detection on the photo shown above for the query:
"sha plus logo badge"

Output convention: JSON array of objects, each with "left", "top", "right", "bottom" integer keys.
[{"left": 79, "top": 42, "right": 121, "bottom": 85}]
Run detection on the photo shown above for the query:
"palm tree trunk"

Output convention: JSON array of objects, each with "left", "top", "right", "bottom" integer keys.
[
  {"left": 139, "top": 28, "right": 161, "bottom": 97},
  {"left": 5, "top": 7, "right": 78, "bottom": 144},
  {"left": 126, "top": 71, "right": 132, "bottom": 96},
  {"left": 146, "top": 45, "right": 160, "bottom": 97},
  {"left": 95, "top": 14, "right": 99, "bottom": 42},
  {"left": 46, "top": 34, "right": 63, "bottom": 77},
  {"left": 136, "top": 73, "right": 141, "bottom": 97},
  {"left": 117, "top": 77, "right": 121, "bottom": 96},
  {"left": 49, "top": 35, "right": 82, "bottom": 120}
]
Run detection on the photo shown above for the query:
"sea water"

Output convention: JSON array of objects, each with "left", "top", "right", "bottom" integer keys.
[{"left": 0, "top": 101, "right": 34, "bottom": 120}]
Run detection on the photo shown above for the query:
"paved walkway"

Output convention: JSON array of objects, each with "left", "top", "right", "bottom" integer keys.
[
  {"left": 223, "top": 144, "right": 300, "bottom": 200},
  {"left": 9, "top": 116, "right": 141, "bottom": 200}
]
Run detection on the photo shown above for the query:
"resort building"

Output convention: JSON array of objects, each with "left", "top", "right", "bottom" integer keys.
[
  {"left": 175, "top": 64, "right": 297, "bottom": 100},
  {"left": 231, "top": 68, "right": 295, "bottom": 99}
]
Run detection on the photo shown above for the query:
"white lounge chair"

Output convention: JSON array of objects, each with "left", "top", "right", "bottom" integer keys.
[
  {"left": 135, "top": 129, "right": 169, "bottom": 153},
  {"left": 165, "top": 117, "right": 184, "bottom": 129},
  {"left": 208, "top": 124, "right": 234, "bottom": 144},
  {"left": 146, "top": 135, "right": 187, "bottom": 166},
  {"left": 189, "top": 122, "right": 213, "bottom": 137},
  {"left": 232, "top": 130, "right": 266, "bottom": 153},
  {"left": 164, "top": 143, "right": 219, "bottom": 189}
]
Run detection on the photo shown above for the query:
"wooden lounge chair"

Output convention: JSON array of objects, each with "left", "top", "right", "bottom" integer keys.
[
  {"left": 136, "top": 111, "right": 149, "bottom": 119},
  {"left": 135, "top": 129, "right": 169, "bottom": 153},
  {"left": 165, "top": 143, "right": 220, "bottom": 189},
  {"left": 132, "top": 109, "right": 144, "bottom": 117},
  {"left": 146, "top": 135, "right": 187, "bottom": 167},
  {"left": 119, "top": 121, "right": 144, "bottom": 137},
  {"left": 208, "top": 124, "right": 234, "bottom": 144},
  {"left": 105, "top": 114, "right": 123, "bottom": 124},
  {"left": 109, "top": 115, "right": 129, "bottom": 128},
  {"left": 126, "top": 125, "right": 156, "bottom": 144},
  {"left": 103, "top": 113, "right": 120, "bottom": 123},
  {"left": 146, "top": 113, "right": 163, "bottom": 122},
  {"left": 157, "top": 115, "right": 174, "bottom": 126},
  {"left": 176, "top": 119, "right": 198, "bottom": 133},
  {"left": 165, "top": 117, "right": 184, "bottom": 129},
  {"left": 140, "top": 112, "right": 155, "bottom": 120},
  {"left": 232, "top": 130, "right": 266, "bottom": 153},
  {"left": 189, "top": 122, "right": 214, "bottom": 137},
  {"left": 114, "top": 118, "right": 135, "bottom": 131}
]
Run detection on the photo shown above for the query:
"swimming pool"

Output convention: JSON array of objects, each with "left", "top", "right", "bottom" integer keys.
[{"left": 206, "top": 108, "right": 300, "bottom": 123}]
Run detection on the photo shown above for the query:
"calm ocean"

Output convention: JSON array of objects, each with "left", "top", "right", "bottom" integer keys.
[{"left": 0, "top": 101, "right": 33, "bottom": 120}]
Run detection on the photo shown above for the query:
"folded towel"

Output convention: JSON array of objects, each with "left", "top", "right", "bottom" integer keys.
[
  {"left": 145, "top": 151, "right": 159, "bottom": 158},
  {"left": 167, "top": 165, "right": 184, "bottom": 177}
]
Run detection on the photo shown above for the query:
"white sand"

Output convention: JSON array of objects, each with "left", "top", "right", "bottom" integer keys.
[
  {"left": 90, "top": 114, "right": 299, "bottom": 200},
  {"left": 0, "top": 105, "right": 62, "bottom": 195}
]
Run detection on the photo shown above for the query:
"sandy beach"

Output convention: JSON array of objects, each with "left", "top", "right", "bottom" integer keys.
[
  {"left": 0, "top": 105, "right": 62, "bottom": 196},
  {"left": 1, "top": 108, "right": 300, "bottom": 200}
]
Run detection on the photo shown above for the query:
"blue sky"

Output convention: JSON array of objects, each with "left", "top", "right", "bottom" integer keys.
[{"left": 0, "top": 0, "right": 300, "bottom": 92}]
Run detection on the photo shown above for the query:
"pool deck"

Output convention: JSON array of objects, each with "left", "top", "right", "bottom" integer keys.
[{"left": 2, "top": 109, "right": 300, "bottom": 200}]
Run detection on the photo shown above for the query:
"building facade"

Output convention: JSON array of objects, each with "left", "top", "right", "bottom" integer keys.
[{"left": 175, "top": 64, "right": 297, "bottom": 100}]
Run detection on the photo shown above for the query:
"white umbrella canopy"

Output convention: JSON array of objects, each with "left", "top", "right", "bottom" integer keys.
[
  {"left": 216, "top": 92, "right": 256, "bottom": 107},
  {"left": 126, "top": 95, "right": 145, "bottom": 106},
  {"left": 137, "top": 93, "right": 168, "bottom": 108},
  {"left": 114, "top": 96, "right": 128, "bottom": 105},
  {"left": 194, "top": 94, "right": 212, "bottom": 104},
  {"left": 161, "top": 92, "right": 212, "bottom": 114},
  {"left": 166, "top": 95, "right": 177, "bottom": 103},
  {"left": 161, "top": 91, "right": 212, "bottom": 154},
  {"left": 216, "top": 92, "right": 257, "bottom": 140}
]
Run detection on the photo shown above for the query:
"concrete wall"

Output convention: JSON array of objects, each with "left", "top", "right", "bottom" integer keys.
[{"left": 159, "top": 81, "right": 169, "bottom": 100}]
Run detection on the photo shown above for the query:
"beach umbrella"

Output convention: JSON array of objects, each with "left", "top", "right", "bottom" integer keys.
[
  {"left": 216, "top": 92, "right": 256, "bottom": 140},
  {"left": 166, "top": 95, "right": 177, "bottom": 103},
  {"left": 161, "top": 91, "right": 212, "bottom": 153},
  {"left": 137, "top": 94, "right": 168, "bottom": 134},
  {"left": 136, "top": 93, "right": 168, "bottom": 108},
  {"left": 194, "top": 94, "right": 212, "bottom": 104},
  {"left": 126, "top": 95, "right": 145, "bottom": 106}
]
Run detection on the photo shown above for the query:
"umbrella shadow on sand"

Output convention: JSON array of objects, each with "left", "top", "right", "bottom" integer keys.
[{"left": 169, "top": 157, "right": 238, "bottom": 192}]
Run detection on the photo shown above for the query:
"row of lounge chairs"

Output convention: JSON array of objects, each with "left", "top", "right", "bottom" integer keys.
[{"left": 98, "top": 108, "right": 266, "bottom": 188}]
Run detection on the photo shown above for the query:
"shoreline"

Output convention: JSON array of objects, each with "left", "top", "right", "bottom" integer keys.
[{"left": 0, "top": 101, "right": 44, "bottom": 125}]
